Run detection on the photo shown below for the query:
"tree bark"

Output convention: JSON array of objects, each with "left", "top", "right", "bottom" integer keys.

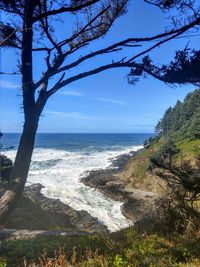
[
  {"left": 0, "top": 113, "right": 40, "bottom": 222},
  {"left": 0, "top": 1, "right": 43, "bottom": 222}
]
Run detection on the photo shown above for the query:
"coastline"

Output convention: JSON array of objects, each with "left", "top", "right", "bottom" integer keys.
[
  {"left": 2, "top": 184, "right": 109, "bottom": 235},
  {"left": 2, "top": 145, "right": 159, "bottom": 236},
  {"left": 81, "top": 148, "right": 161, "bottom": 231}
]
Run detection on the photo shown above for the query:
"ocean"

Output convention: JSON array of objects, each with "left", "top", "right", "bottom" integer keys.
[{"left": 1, "top": 133, "right": 153, "bottom": 232}]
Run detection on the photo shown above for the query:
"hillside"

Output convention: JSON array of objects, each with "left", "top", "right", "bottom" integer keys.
[
  {"left": 120, "top": 88, "right": 200, "bottom": 192},
  {"left": 1, "top": 90, "right": 200, "bottom": 266}
]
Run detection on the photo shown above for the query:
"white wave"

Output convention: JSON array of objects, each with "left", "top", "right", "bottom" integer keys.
[{"left": 4, "top": 145, "right": 143, "bottom": 232}]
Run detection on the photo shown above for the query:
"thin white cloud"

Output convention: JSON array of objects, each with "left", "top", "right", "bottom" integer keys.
[
  {"left": 46, "top": 111, "right": 95, "bottom": 120},
  {"left": 0, "top": 80, "right": 19, "bottom": 89},
  {"left": 59, "top": 91, "right": 82, "bottom": 96},
  {"left": 97, "top": 97, "right": 126, "bottom": 105}
]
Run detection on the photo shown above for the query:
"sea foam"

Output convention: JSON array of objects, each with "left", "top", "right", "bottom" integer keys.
[{"left": 5, "top": 145, "right": 143, "bottom": 231}]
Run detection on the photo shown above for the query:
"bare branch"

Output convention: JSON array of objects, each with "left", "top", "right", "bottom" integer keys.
[
  {"left": 127, "top": 30, "right": 188, "bottom": 63},
  {"left": 34, "top": 16, "right": 200, "bottom": 91},
  {"left": 56, "top": 5, "right": 111, "bottom": 49},
  {"left": 38, "top": 1, "right": 61, "bottom": 54},
  {"left": 46, "top": 60, "right": 166, "bottom": 97},
  {"left": 33, "top": 0, "right": 101, "bottom": 23},
  {"left": 0, "top": 71, "right": 19, "bottom": 75}
]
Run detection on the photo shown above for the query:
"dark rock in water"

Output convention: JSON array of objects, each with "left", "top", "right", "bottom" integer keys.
[
  {"left": 81, "top": 169, "right": 130, "bottom": 201},
  {"left": 81, "top": 169, "right": 116, "bottom": 188},
  {"left": 111, "top": 150, "right": 142, "bottom": 171},
  {"left": 82, "top": 170, "right": 130, "bottom": 202},
  {"left": 81, "top": 150, "right": 149, "bottom": 203},
  {"left": 4, "top": 184, "right": 108, "bottom": 235},
  {"left": 82, "top": 150, "right": 143, "bottom": 190},
  {"left": 82, "top": 150, "right": 142, "bottom": 191}
]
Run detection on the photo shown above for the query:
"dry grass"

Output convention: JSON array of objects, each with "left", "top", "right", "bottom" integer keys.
[
  {"left": 21, "top": 249, "right": 108, "bottom": 267},
  {"left": 117, "top": 143, "right": 166, "bottom": 193}
]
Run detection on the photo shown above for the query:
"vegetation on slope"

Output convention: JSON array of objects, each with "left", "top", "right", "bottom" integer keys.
[
  {"left": 1, "top": 228, "right": 200, "bottom": 267},
  {"left": 155, "top": 88, "right": 200, "bottom": 140},
  {"left": 122, "top": 89, "right": 200, "bottom": 190}
]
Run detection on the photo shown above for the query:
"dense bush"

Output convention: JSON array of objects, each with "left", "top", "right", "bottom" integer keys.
[{"left": 150, "top": 139, "right": 180, "bottom": 167}]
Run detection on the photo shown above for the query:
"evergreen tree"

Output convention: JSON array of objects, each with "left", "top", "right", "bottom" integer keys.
[
  {"left": 155, "top": 89, "right": 200, "bottom": 139},
  {"left": 189, "top": 107, "right": 200, "bottom": 139}
]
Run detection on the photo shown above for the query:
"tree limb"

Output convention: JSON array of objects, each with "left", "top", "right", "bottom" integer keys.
[{"left": 33, "top": 0, "right": 101, "bottom": 22}]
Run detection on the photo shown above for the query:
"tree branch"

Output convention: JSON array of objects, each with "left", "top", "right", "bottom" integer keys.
[
  {"left": 55, "top": 5, "right": 111, "bottom": 49},
  {"left": 33, "top": 0, "right": 101, "bottom": 22},
  {"left": 46, "top": 60, "right": 166, "bottom": 97},
  {"left": 34, "top": 16, "right": 200, "bottom": 90},
  {"left": 0, "top": 71, "right": 19, "bottom": 75}
]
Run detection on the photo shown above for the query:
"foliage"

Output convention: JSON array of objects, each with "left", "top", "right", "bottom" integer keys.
[
  {"left": 0, "top": 259, "right": 7, "bottom": 267},
  {"left": 128, "top": 49, "right": 200, "bottom": 86},
  {"left": 150, "top": 113, "right": 200, "bottom": 230},
  {"left": 155, "top": 88, "right": 200, "bottom": 139},
  {"left": 143, "top": 135, "right": 160, "bottom": 148},
  {"left": 150, "top": 138, "right": 180, "bottom": 167},
  {"left": 189, "top": 107, "right": 200, "bottom": 139},
  {"left": 1, "top": 228, "right": 200, "bottom": 266},
  {"left": 141, "top": 88, "right": 200, "bottom": 233}
]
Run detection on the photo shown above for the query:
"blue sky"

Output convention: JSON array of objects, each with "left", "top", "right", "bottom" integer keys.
[{"left": 0, "top": 1, "right": 199, "bottom": 133}]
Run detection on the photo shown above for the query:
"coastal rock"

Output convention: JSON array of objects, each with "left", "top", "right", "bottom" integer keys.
[
  {"left": 81, "top": 169, "right": 117, "bottom": 188},
  {"left": 4, "top": 184, "right": 108, "bottom": 235},
  {"left": 121, "top": 197, "right": 154, "bottom": 223},
  {"left": 98, "top": 181, "right": 129, "bottom": 201},
  {"left": 121, "top": 196, "right": 171, "bottom": 233},
  {"left": 111, "top": 150, "right": 142, "bottom": 171},
  {"left": 123, "top": 187, "right": 156, "bottom": 199},
  {"left": 121, "top": 187, "right": 157, "bottom": 228},
  {"left": 82, "top": 151, "right": 157, "bottom": 204},
  {"left": 81, "top": 151, "right": 165, "bottom": 233},
  {"left": 81, "top": 169, "right": 130, "bottom": 201},
  {"left": 121, "top": 187, "right": 160, "bottom": 233}
]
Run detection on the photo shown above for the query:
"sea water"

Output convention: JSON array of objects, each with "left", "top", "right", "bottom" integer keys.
[{"left": 2, "top": 133, "right": 152, "bottom": 231}]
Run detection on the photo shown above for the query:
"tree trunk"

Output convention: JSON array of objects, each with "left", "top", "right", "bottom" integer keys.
[
  {"left": 0, "top": 112, "right": 40, "bottom": 222},
  {"left": 0, "top": 1, "right": 49, "bottom": 223}
]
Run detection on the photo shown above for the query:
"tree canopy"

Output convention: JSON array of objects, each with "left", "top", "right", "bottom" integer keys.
[
  {"left": 155, "top": 88, "right": 200, "bottom": 139},
  {"left": 1, "top": 0, "right": 200, "bottom": 88}
]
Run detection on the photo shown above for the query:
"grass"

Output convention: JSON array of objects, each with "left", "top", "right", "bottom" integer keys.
[
  {"left": 120, "top": 137, "right": 166, "bottom": 192},
  {"left": 176, "top": 139, "right": 200, "bottom": 160},
  {"left": 1, "top": 228, "right": 200, "bottom": 266},
  {"left": 121, "top": 136, "right": 200, "bottom": 193}
]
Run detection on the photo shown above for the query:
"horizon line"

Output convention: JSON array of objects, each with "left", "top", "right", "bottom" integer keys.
[{"left": 2, "top": 132, "right": 155, "bottom": 134}]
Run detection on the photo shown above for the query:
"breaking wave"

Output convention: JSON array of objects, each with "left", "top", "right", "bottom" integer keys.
[{"left": 5, "top": 145, "right": 143, "bottom": 232}]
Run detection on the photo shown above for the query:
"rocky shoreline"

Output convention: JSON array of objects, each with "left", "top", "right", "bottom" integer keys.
[
  {"left": 3, "top": 183, "right": 108, "bottom": 235},
  {"left": 81, "top": 149, "right": 163, "bottom": 232},
  {"left": 2, "top": 148, "right": 162, "bottom": 237}
]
